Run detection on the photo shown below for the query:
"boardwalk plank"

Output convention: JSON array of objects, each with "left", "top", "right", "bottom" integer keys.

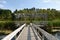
[{"left": 16, "top": 25, "right": 41, "bottom": 40}]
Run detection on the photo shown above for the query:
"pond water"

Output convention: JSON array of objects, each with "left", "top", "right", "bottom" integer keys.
[
  {"left": 0, "top": 35, "right": 6, "bottom": 40},
  {"left": 53, "top": 32, "right": 60, "bottom": 40}
]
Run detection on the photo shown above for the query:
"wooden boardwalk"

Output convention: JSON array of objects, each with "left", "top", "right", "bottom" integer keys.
[
  {"left": 16, "top": 25, "right": 41, "bottom": 40},
  {"left": 2, "top": 23, "right": 59, "bottom": 40}
]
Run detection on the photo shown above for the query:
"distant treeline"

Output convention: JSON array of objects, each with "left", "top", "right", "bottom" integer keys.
[
  {"left": 0, "top": 8, "right": 60, "bottom": 21},
  {"left": 0, "top": 9, "right": 12, "bottom": 20}
]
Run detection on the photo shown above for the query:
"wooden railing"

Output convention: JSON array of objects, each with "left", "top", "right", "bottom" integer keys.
[
  {"left": 2, "top": 23, "right": 26, "bottom": 40},
  {"left": 30, "top": 23, "right": 59, "bottom": 40}
]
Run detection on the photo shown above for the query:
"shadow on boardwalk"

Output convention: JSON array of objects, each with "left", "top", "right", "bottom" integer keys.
[{"left": 27, "top": 26, "right": 31, "bottom": 40}]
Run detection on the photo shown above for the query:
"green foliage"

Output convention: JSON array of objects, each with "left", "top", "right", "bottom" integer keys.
[
  {"left": 0, "top": 22, "right": 17, "bottom": 31},
  {"left": 52, "top": 21, "right": 60, "bottom": 27},
  {"left": 0, "top": 9, "right": 12, "bottom": 20},
  {"left": 0, "top": 8, "right": 60, "bottom": 21},
  {"left": 0, "top": 8, "right": 60, "bottom": 32},
  {"left": 13, "top": 8, "right": 60, "bottom": 21}
]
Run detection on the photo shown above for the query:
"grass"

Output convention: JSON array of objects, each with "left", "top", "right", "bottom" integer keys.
[{"left": 0, "top": 30, "right": 12, "bottom": 35}]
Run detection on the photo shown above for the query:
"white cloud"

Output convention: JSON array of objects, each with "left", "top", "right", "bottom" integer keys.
[
  {"left": 43, "top": 0, "right": 60, "bottom": 4},
  {"left": 2, "top": 1, "right": 7, "bottom": 4},
  {"left": 0, "top": 0, "right": 7, "bottom": 8},
  {"left": 43, "top": 0, "right": 51, "bottom": 3},
  {"left": 0, "top": 4, "right": 4, "bottom": 8},
  {"left": 0, "top": 0, "right": 7, "bottom": 4}
]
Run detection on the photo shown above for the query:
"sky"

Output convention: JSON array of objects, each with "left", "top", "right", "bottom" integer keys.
[{"left": 0, "top": 0, "right": 60, "bottom": 11}]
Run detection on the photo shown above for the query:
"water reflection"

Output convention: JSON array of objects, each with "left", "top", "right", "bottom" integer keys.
[
  {"left": 0, "top": 35, "right": 6, "bottom": 40},
  {"left": 54, "top": 32, "right": 60, "bottom": 40}
]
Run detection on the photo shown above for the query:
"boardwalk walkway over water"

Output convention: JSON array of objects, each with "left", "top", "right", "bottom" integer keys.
[
  {"left": 2, "top": 23, "right": 59, "bottom": 40},
  {"left": 16, "top": 25, "right": 41, "bottom": 40}
]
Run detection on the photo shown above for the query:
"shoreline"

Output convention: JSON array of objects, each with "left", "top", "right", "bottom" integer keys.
[{"left": 0, "top": 30, "right": 12, "bottom": 35}]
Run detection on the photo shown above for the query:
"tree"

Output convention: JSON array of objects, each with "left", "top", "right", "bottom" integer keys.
[
  {"left": 14, "top": 9, "right": 18, "bottom": 13},
  {"left": 0, "top": 9, "right": 12, "bottom": 20}
]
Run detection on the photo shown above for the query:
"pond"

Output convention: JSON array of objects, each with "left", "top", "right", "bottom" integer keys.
[
  {"left": 0, "top": 35, "right": 6, "bottom": 40},
  {"left": 53, "top": 32, "right": 60, "bottom": 40}
]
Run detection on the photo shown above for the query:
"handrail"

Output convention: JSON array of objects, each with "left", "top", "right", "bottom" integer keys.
[
  {"left": 2, "top": 23, "right": 26, "bottom": 40},
  {"left": 30, "top": 23, "right": 59, "bottom": 40}
]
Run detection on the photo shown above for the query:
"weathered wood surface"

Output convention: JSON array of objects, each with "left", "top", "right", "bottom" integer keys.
[{"left": 16, "top": 25, "right": 41, "bottom": 40}]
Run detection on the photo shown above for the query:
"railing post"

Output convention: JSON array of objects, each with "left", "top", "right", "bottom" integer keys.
[{"left": 42, "top": 35, "right": 44, "bottom": 40}]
